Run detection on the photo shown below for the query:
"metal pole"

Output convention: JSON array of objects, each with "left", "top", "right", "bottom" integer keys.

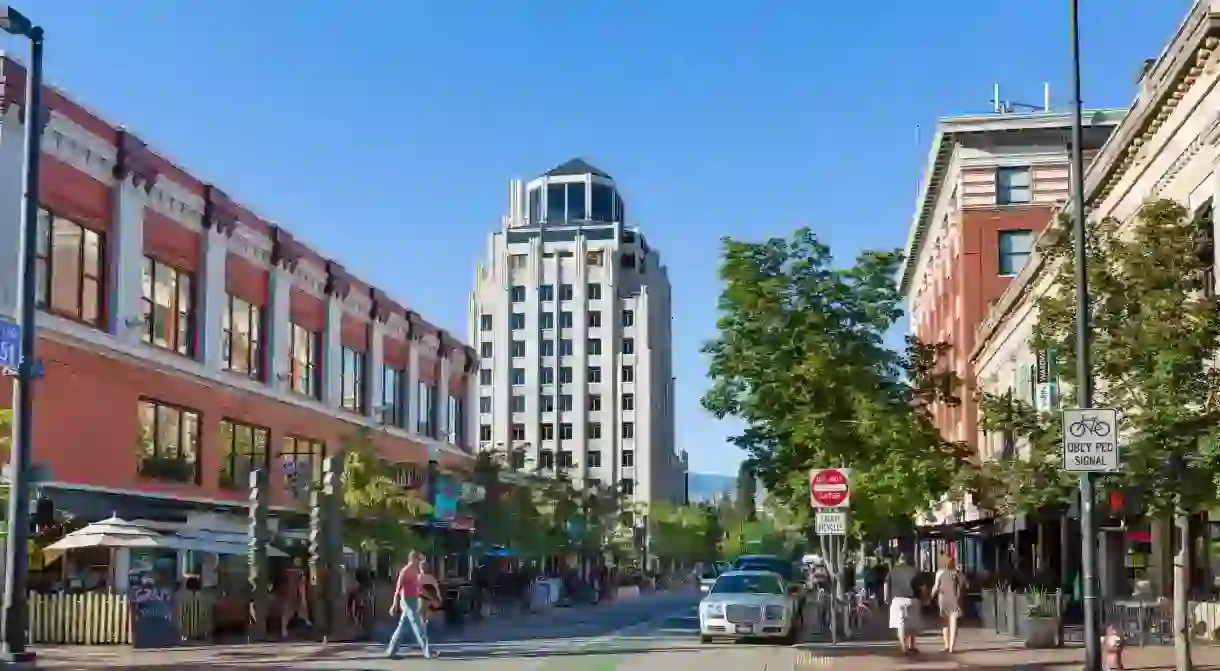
[
  {"left": 1, "top": 24, "right": 42, "bottom": 662},
  {"left": 1068, "top": 1, "right": 1100, "bottom": 668}
]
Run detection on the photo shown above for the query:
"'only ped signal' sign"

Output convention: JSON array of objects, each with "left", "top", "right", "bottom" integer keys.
[{"left": 809, "top": 468, "right": 851, "bottom": 508}]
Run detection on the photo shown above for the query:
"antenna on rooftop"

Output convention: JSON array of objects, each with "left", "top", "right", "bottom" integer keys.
[{"left": 991, "top": 83, "right": 1053, "bottom": 114}]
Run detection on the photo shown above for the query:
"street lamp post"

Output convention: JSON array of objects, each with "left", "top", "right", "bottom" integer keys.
[
  {"left": 0, "top": 3, "right": 41, "bottom": 662},
  {"left": 1068, "top": 1, "right": 1100, "bottom": 669}
]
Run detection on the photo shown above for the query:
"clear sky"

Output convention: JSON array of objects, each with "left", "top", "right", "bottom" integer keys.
[{"left": 5, "top": 1, "right": 1191, "bottom": 476}]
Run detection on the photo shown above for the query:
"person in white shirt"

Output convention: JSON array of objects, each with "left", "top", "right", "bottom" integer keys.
[{"left": 885, "top": 552, "right": 921, "bottom": 654}]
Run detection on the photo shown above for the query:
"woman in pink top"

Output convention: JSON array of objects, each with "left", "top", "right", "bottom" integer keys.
[{"left": 385, "top": 551, "right": 433, "bottom": 659}]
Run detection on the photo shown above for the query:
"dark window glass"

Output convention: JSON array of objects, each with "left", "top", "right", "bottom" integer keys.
[
  {"left": 590, "top": 184, "right": 614, "bottom": 222},
  {"left": 615, "top": 193, "right": 626, "bottom": 223},
  {"left": 529, "top": 187, "right": 543, "bottom": 224},
  {"left": 567, "top": 183, "right": 586, "bottom": 222},
  {"left": 222, "top": 295, "right": 262, "bottom": 380},
  {"left": 546, "top": 183, "right": 566, "bottom": 223},
  {"left": 36, "top": 209, "right": 104, "bottom": 326},
  {"left": 382, "top": 366, "right": 405, "bottom": 427},
  {"left": 137, "top": 398, "right": 200, "bottom": 484},
  {"left": 219, "top": 419, "right": 269, "bottom": 489},
  {"left": 141, "top": 257, "right": 194, "bottom": 356},
  {"left": 289, "top": 324, "right": 321, "bottom": 399},
  {"left": 341, "top": 347, "right": 366, "bottom": 413},
  {"left": 281, "top": 435, "right": 325, "bottom": 501},
  {"left": 416, "top": 381, "right": 438, "bottom": 437},
  {"left": 998, "top": 230, "right": 1035, "bottom": 276}
]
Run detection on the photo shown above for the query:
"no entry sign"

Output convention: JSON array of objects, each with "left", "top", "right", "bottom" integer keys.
[{"left": 809, "top": 468, "right": 851, "bottom": 508}]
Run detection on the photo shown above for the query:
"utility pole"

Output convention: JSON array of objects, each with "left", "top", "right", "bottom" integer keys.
[{"left": 1068, "top": 1, "right": 1101, "bottom": 668}]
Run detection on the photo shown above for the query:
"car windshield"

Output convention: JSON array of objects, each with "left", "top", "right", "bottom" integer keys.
[
  {"left": 700, "top": 566, "right": 719, "bottom": 579},
  {"left": 711, "top": 574, "right": 783, "bottom": 595},
  {"left": 734, "top": 559, "right": 793, "bottom": 581}
]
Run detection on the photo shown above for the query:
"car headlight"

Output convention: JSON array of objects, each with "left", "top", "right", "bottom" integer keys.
[
  {"left": 700, "top": 584, "right": 711, "bottom": 593},
  {"left": 764, "top": 605, "right": 785, "bottom": 620},
  {"left": 703, "top": 602, "right": 725, "bottom": 617}
]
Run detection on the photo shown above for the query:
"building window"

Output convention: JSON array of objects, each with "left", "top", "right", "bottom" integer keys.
[
  {"left": 511, "top": 395, "right": 526, "bottom": 413},
  {"left": 281, "top": 435, "right": 325, "bottom": 500},
  {"left": 480, "top": 314, "right": 493, "bottom": 331},
  {"left": 511, "top": 368, "right": 526, "bottom": 385},
  {"left": 559, "top": 284, "right": 574, "bottom": 301},
  {"left": 620, "top": 253, "right": 636, "bottom": 269},
  {"left": 998, "top": 229, "right": 1035, "bottom": 276},
  {"left": 622, "top": 310, "right": 634, "bottom": 327},
  {"left": 539, "top": 284, "right": 554, "bottom": 301},
  {"left": 622, "top": 338, "right": 634, "bottom": 355},
  {"left": 510, "top": 285, "right": 526, "bottom": 302},
  {"left": 510, "top": 450, "right": 526, "bottom": 469},
  {"left": 480, "top": 369, "right": 493, "bottom": 385},
  {"left": 141, "top": 257, "right": 194, "bottom": 356},
  {"left": 588, "top": 311, "right": 602, "bottom": 328},
  {"left": 219, "top": 419, "right": 269, "bottom": 489},
  {"left": 540, "top": 395, "right": 554, "bottom": 412},
  {"left": 222, "top": 296, "right": 262, "bottom": 379},
  {"left": 587, "top": 283, "right": 602, "bottom": 300},
  {"left": 623, "top": 422, "right": 635, "bottom": 439},
  {"left": 540, "top": 367, "right": 554, "bottom": 384},
  {"left": 340, "top": 347, "right": 366, "bottom": 413},
  {"left": 511, "top": 423, "right": 525, "bottom": 441},
  {"left": 480, "top": 342, "right": 493, "bottom": 358},
  {"left": 560, "top": 366, "right": 573, "bottom": 384},
  {"left": 621, "top": 479, "right": 635, "bottom": 496},
  {"left": 588, "top": 366, "right": 602, "bottom": 383},
  {"left": 559, "top": 394, "right": 573, "bottom": 411},
  {"left": 997, "top": 166, "right": 1032, "bottom": 205},
  {"left": 588, "top": 394, "right": 602, "bottom": 411},
  {"left": 510, "top": 313, "right": 525, "bottom": 329},
  {"left": 586, "top": 250, "right": 604, "bottom": 267},
  {"left": 559, "top": 339, "right": 573, "bottom": 356},
  {"left": 622, "top": 450, "right": 635, "bottom": 467},
  {"left": 622, "top": 365, "right": 634, "bottom": 383},
  {"left": 35, "top": 209, "right": 103, "bottom": 327},
  {"left": 289, "top": 323, "right": 321, "bottom": 399},
  {"left": 137, "top": 399, "right": 200, "bottom": 484},
  {"left": 479, "top": 424, "right": 492, "bottom": 442},
  {"left": 381, "top": 366, "right": 406, "bottom": 427},
  {"left": 542, "top": 423, "right": 555, "bottom": 440},
  {"left": 558, "top": 451, "right": 574, "bottom": 469},
  {"left": 559, "top": 423, "right": 573, "bottom": 440},
  {"left": 622, "top": 393, "right": 634, "bottom": 411},
  {"left": 509, "top": 254, "right": 528, "bottom": 270},
  {"left": 559, "top": 312, "right": 573, "bottom": 328},
  {"left": 479, "top": 396, "right": 492, "bottom": 413},
  {"left": 541, "top": 339, "right": 554, "bottom": 357},
  {"left": 588, "top": 339, "right": 602, "bottom": 355},
  {"left": 511, "top": 340, "right": 526, "bottom": 357},
  {"left": 540, "top": 450, "right": 555, "bottom": 470},
  {"left": 446, "top": 394, "right": 462, "bottom": 444},
  {"left": 588, "top": 422, "right": 602, "bottom": 439},
  {"left": 588, "top": 450, "right": 602, "bottom": 468},
  {"left": 540, "top": 313, "right": 554, "bottom": 329},
  {"left": 416, "top": 381, "right": 437, "bottom": 437}
]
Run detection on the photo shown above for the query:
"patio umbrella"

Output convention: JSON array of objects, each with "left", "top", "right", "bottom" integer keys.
[{"left": 42, "top": 515, "right": 177, "bottom": 563}]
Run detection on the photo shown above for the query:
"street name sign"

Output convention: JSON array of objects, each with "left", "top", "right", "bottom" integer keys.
[
  {"left": 1062, "top": 407, "right": 1120, "bottom": 472},
  {"left": 815, "top": 510, "right": 847, "bottom": 536},
  {"left": 0, "top": 317, "right": 19, "bottom": 371},
  {"left": 809, "top": 468, "right": 851, "bottom": 508}
]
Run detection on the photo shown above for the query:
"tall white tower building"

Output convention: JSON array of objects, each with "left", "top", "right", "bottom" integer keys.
[{"left": 469, "top": 158, "right": 685, "bottom": 513}]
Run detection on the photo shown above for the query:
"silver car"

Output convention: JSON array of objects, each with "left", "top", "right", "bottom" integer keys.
[{"left": 699, "top": 570, "right": 803, "bottom": 644}]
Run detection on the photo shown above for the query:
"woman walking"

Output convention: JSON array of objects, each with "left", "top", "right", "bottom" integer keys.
[
  {"left": 930, "top": 554, "right": 965, "bottom": 653},
  {"left": 385, "top": 551, "right": 433, "bottom": 660}
]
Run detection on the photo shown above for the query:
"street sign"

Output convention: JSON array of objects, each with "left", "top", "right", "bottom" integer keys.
[
  {"left": 1062, "top": 407, "right": 1120, "bottom": 472},
  {"left": 809, "top": 468, "right": 851, "bottom": 508},
  {"left": 0, "top": 317, "right": 20, "bottom": 371},
  {"left": 815, "top": 510, "right": 847, "bottom": 535}
]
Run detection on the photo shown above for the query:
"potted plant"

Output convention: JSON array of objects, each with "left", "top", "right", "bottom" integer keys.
[{"left": 1021, "top": 586, "right": 1059, "bottom": 648}]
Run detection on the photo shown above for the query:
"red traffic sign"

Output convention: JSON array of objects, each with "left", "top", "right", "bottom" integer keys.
[{"left": 810, "top": 468, "right": 851, "bottom": 508}]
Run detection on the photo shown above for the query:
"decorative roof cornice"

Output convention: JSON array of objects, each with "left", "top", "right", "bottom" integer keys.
[
  {"left": 271, "top": 227, "right": 302, "bottom": 272},
  {"left": 324, "top": 261, "right": 352, "bottom": 299},
  {"left": 113, "top": 130, "right": 159, "bottom": 191},
  {"left": 202, "top": 185, "right": 239, "bottom": 237}
]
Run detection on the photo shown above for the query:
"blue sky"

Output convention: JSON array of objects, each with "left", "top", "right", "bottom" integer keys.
[{"left": 6, "top": 1, "right": 1190, "bottom": 475}]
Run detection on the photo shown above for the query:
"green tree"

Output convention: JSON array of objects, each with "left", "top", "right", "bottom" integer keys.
[
  {"left": 340, "top": 429, "right": 431, "bottom": 555},
  {"left": 982, "top": 201, "right": 1220, "bottom": 669},
  {"left": 735, "top": 462, "right": 757, "bottom": 522},
  {"left": 701, "top": 228, "right": 968, "bottom": 538}
]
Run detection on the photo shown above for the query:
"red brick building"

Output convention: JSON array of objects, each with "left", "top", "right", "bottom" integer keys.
[
  {"left": 0, "top": 57, "right": 476, "bottom": 533},
  {"left": 898, "top": 109, "right": 1121, "bottom": 525}
]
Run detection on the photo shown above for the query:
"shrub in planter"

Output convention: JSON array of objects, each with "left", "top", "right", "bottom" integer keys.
[{"left": 1022, "top": 587, "right": 1060, "bottom": 649}]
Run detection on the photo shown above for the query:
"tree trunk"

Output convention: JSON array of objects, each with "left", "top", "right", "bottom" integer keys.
[{"left": 1174, "top": 503, "right": 1193, "bottom": 671}]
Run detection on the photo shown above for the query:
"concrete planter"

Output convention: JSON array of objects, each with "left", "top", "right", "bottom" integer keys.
[{"left": 1022, "top": 615, "right": 1058, "bottom": 648}]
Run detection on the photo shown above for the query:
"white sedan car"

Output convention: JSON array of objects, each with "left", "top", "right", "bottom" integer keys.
[{"left": 699, "top": 570, "right": 803, "bottom": 644}]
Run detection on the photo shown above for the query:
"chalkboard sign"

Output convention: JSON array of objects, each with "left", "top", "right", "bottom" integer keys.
[{"left": 128, "top": 582, "right": 180, "bottom": 649}]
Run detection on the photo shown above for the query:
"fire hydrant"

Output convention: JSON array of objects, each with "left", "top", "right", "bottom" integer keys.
[{"left": 1102, "top": 624, "right": 1124, "bottom": 670}]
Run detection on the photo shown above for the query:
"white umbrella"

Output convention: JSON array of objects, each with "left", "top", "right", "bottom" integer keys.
[
  {"left": 44, "top": 516, "right": 176, "bottom": 554},
  {"left": 172, "top": 527, "right": 288, "bottom": 558}
]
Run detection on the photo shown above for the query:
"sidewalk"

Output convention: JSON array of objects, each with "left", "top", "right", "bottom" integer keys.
[{"left": 803, "top": 625, "right": 1220, "bottom": 670}]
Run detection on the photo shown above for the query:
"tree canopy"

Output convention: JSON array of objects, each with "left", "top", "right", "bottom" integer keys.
[
  {"left": 340, "top": 429, "right": 430, "bottom": 554},
  {"left": 701, "top": 228, "right": 967, "bottom": 535}
]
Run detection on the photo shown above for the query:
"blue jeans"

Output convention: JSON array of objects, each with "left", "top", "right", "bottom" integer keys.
[{"left": 385, "top": 596, "right": 430, "bottom": 659}]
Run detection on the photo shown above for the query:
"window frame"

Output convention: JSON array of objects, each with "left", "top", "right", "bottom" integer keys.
[
  {"left": 281, "top": 435, "right": 326, "bottom": 501},
  {"left": 222, "top": 294, "right": 263, "bottom": 380},
  {"left": 381, "top": 365, "right": 406, "bottom": 427},
  {"left": 218, "top": 418, "right": 270, "bottom": 490},
  {"left": 137, "top": 398, "right": 201, "bottom": 484},
  {"left": 35, "top": 208, "right": 105, "bottom": 327},
  {"left": 141, "top": 256, "right": 195, "bottom": 357},
  {"left": 340, "top": 346, "right": 367, "bottom": 414},
  {"left": 996, "top": 166, "right": 1032, "bottom": 206},
  {"left": 289, "top": 323, "right": 322, "bottom": 399},
  {"left": 997, "top": 229, "right": 1035, "bottom": 276}
]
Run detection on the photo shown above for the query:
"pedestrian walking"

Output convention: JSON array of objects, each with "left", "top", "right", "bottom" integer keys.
[
  {"left": 385, "top": 551, "right": 434, "bottom": 660},
  {"left": 930, "top": 553, "right": 965, "bottom": 653},
  {"left": 886, "top": 552, "right": 921, "bottom": 654}
]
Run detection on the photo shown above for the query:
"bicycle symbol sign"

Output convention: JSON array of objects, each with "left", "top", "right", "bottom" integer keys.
[{"left": 1062, "top": 408, "right": 1120, "bottom": 472}]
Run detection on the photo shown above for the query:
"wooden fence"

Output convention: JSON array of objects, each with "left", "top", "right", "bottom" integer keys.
[{"left": 27, "top": 590, "right": 215, "bottom": 645}]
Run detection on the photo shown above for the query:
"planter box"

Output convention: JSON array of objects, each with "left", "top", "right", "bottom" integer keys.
[{"left": 1023, "top": 615, "right": 1058, "bottom": 648}]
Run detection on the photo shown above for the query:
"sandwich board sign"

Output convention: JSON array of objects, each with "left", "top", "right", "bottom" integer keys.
[{"left": 1062, "top": 408, "right": 1120, "bottom": 472}]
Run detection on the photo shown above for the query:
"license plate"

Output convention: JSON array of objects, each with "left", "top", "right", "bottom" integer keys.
[{"left": 735, "top": 624, "right": 753, "bottom": 634}]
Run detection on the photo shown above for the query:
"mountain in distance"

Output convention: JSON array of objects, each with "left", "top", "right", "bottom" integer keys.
[{"left": 687, "top": 472, "right": 737, "bottom": 503}]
